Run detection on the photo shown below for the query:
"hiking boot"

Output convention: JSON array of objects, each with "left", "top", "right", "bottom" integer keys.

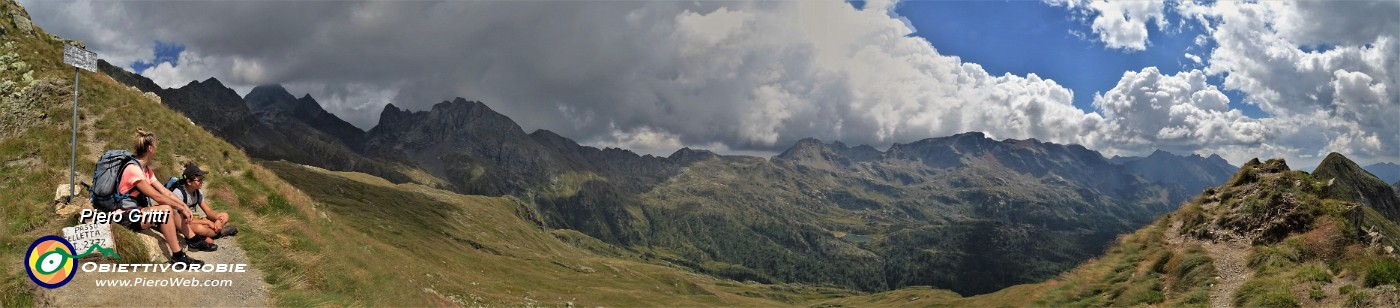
[
  {"left": 214, "top": 225, "right": 238, "bottom": 239},
  {"left": 169, "top": 251, "right": 205, "bottom": 266},
  {"left": 188, "top": 239, "right": 219, "bottom": 252}
]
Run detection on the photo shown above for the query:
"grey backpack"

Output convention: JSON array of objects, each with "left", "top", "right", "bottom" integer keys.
[{"left": 89, "top": 150, "right": 144, "bottom": 212}]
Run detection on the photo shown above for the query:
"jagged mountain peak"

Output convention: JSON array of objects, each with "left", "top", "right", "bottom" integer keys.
[
  {"left": 199, "top": 77, "right": 225, "bottom": 87},
  {"left": 529, "top": 129, "right": 582, "bottom": 149},
  {"left": 1148, "top": 149, "right": 1174, "bottom": 158},
  {"left": 244, "top": 84, "right": 299, "bottom": 112},
  {"left": 668, "top": 147, "right": 718, "bottom": 165},
  {"left": 774, "top": 137, "right": 883, "bottom": 169}
]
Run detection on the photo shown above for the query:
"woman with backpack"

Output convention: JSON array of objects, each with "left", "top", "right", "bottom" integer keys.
[{"left": 114, "top": 129, "right": 214, "bottom": 265}]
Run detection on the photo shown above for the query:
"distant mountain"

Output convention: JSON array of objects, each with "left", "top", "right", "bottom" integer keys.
[
  {"left": 245, "top": 85, "right": 366, "bottom": 149},
  {"left": 1363, "top": 162, "right": 1400, "bottom": 184},
  {"left": 1314, "top": 152, "right": 1400, "bottom": 223},
  {"left": 659, "top": 133, "right": 1175, "bottom": 295},
  {"left": 773, "top": 137, "right": 882, "bottom": 171},
  {"left": 96, "top": 64, "right": 416, "bottom": 183},
  {"left": 366, "top": 99, "right": 691, "bottom": 244},
  {"left": 1109, "top": 150, "right": 1237, "bottom": 204}
]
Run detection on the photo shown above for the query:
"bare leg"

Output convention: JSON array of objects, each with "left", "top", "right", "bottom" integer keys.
[
  {"left": 173, "top": 209, "right": 194, "bottom": 239},
  {"left": 188, "top": 218, "right": 218, "bottom": 239},
  {"left": 140, "top": 205, "right": 182, "bottom": 254}
]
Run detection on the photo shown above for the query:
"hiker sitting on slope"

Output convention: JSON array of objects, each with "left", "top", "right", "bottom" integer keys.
[
  {"left": 168, "top": 162, "right": 238, "bottom": 250},
  {"left": 117, "top": 129, "right": 214, "bottom": 264}
]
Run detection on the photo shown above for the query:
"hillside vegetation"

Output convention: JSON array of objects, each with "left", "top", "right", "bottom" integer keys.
[{"left": 820, "top": 157, "right": 1400, "bottom": 307}]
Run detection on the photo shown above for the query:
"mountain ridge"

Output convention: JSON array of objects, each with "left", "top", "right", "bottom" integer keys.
[
  {"left": 99, "top": 63, "right": 1250, "bottom": 296},
  {"left": 1364, "top": 162, "right": 1400, "bottom": 184},
  {"left": 1110, "top": 149, "right": 1238, "bottom": 204}
]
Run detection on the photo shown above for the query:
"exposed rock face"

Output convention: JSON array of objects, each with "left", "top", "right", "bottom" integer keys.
[
  {"left": 366, "top": 99, "right": 684, "bottom": 195},
  {"left": 245, "top": 85, "right": 366, "bottom": 149},
  {"left": 97, "top": 60, "right": 161, "bottom": 94},
  {"left": 97, "top": 66, "right": 416, "bottom": 184},
  {"left": 6, "top": 2, "right": 32, "bottom": 36}
]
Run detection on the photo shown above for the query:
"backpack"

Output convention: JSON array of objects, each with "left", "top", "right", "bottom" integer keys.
[
  {"left": 165, "top": 176, "right": 202, "bottom": 207},
  {"left": 165, "top": 176, "right": 183, "bottom": 191},
  {"left": 89, "top": 150, "right": 144, "bottom": 212}
]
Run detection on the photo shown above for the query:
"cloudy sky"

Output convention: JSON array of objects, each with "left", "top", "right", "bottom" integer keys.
[{"left": 21, "top": 0, "right": 1398, "bottom": 168}]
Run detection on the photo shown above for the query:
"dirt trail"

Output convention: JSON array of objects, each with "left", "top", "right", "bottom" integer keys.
[
  {"left": 1203, "top": 234, "right": 1251, "bottom": 308},
  {"left": 1163, "top": 218, "right": 1252, "bottom": 308}
]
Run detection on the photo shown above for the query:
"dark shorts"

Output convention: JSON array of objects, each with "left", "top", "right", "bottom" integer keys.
[
  {"left": 118, "top": 207, "right": 163, "bottom": 231},
  {"left": 123, "top": 219, "right": 145, "bottom": 232}
]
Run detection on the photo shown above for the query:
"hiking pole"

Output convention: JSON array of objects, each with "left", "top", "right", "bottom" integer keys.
[{"left": 63, "top": 43, "right": 97, "bottom": 201}]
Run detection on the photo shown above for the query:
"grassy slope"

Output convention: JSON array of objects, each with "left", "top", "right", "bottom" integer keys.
[
  {"left": 0, "top": 3, "right": 839, "bottom": 304},
  {"left": 818, "top": 159, "right": 1400, "bottom": 307},
  {"left": 262, "top": 161, "right": 856, "bottom": 306},
  {"left": 635, "top": 153, "right": 1165, "bottom": 296}
]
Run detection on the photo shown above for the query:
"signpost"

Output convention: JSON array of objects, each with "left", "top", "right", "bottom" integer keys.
[
  {"left": 62, "top": 223, "right": 114, "bottom": 254},
  {"left": 62, "top": 43, "right": 96, "bottom": 200}
]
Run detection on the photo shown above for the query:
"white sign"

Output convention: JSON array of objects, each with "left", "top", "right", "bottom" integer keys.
[
  {"left": 62, "top": 43, "right": 96, "bottom": 72},
  {"left": 62, "top": 223, "right": 114, "bottom": 254}
]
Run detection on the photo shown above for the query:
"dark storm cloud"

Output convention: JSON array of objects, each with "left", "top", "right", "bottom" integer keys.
[{"left": 18, "top": 0, "right": 1397, "bottom": 166}]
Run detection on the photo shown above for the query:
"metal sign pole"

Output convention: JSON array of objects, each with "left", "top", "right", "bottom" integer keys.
[
  {"left": 62, "top": 43, "right": 96, "bottom": 201},
  {"left": 69, "top": 67, "right": 79, "bottom": 200}
]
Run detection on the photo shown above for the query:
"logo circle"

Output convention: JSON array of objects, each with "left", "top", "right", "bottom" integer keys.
[{"left": 25, "top": 235, "right": 76, "bottom": 289}]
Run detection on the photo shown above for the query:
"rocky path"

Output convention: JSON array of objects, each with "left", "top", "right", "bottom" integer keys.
[
  {"left": 1164, "top": 218, "right": 1252, "bottom": 308},
  {"left": 1203, "top": 235, "right": 1251, "bottom": 308}
]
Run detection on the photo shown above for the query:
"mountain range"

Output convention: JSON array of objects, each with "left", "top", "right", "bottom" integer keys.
[
  {"left": 95, "top": 66, "right": 1275, "bottom": 294},
  {"left": 7, "top": 1, "right": 1398, "bottom": 304},
  {"left": 1110, "top": 150, "right": 1237, "bottom": 203}
]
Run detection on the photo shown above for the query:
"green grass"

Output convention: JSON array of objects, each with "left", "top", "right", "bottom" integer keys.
[
  {"left": 1235, "top": 277, "right": 1300, "bottom": 308},
  {"left": 1249, "top": 245, "right": 1300, "bottom": 273},
  {"left": 1363, "top": 258, "right": 1400, "bottom": 287},
  {"left": 1345, "top": 289, "right": 1372, "bottom": 308},
  {"left": 1294, "top": 263, "right": 1332, "bottom": 283},
  {"left": 261, "top": 161, "right": 859, "bottom": 306}
]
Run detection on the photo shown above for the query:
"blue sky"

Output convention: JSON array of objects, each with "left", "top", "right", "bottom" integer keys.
[
  {"left": 129, "top": 41, "right": 185, "bottom": 74},
  {"left": 889, "top": 0, "right": 1265, "bottom": 118}
]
